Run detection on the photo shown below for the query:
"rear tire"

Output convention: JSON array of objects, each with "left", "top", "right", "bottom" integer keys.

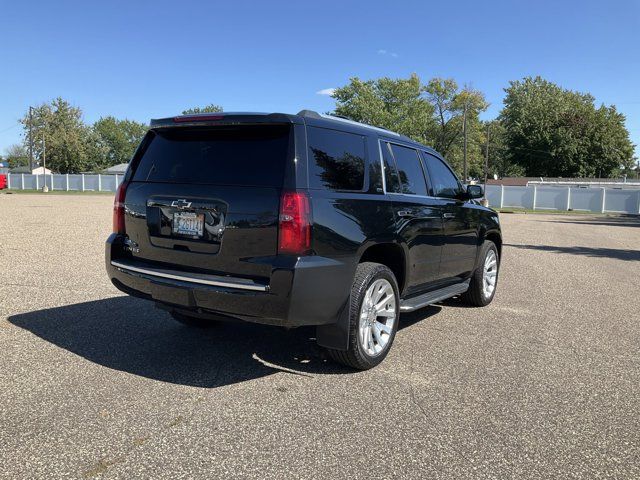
[
  {"left": 462, "top": 240, "right": 499, "bottom": 307},
  {"left": 326, "top": 262, "right": 400, "bottom": 370},
  {"left": 170, "top": 311, "right": 220, "bottom": 328}
]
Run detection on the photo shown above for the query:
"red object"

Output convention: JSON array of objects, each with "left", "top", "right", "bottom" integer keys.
[
  {"left": 173, "top": 115, "right": 224, "bottom": 123},
  {"left": 278, "top": 191, "right": 311, "bottom": 255},
  {"left": 0, "top": 174, "right": 6, "bottom": 190},
  {"left": 112, "top": 181, "right": 129, "bottom": 234}
]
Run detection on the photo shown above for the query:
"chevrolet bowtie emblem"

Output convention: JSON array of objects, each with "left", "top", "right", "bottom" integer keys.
[{"left": 171, "top": 199, "right": 192, "bottom": 209}]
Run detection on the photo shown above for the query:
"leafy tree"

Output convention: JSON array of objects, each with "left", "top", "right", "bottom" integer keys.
[
  {"left": 182, "top": 104, "right": 223, "bottom": 114},
  {"left": 424, "top": 79, "right": 487, "bottom": 164},
  {"left": 20, "top": 98, "right": 97, "bottom": 173},
  {"left": 4, "top": 144, "right": 29, "bottom": 169},
  {"left": 482, "top": 120, "right": 525, "bottom": 178},
  {"left": 332, "top": 74, "right": 436, "bottom": 144},
  {"left": 84, "top": 128, "right": 111, "bottom": 171},
  {"left": 499, "top": 76, "right": 635, "bottom": 177},
  {"left": 93, "top": 116, "right": 147, "bottom": 166},
  {"left": 331, "top": 75, "right": 488, "bottom": 178}
]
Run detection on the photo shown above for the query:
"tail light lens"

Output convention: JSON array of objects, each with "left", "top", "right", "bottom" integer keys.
[
  {"left": 173, "top": 114, "right": 224, "bottom": 123},
  {"left": 112, "top": 181, "right": 128, "bottom": 234},
  {"left": 278, "top": 191, "right": 311, "bottom": 255}
]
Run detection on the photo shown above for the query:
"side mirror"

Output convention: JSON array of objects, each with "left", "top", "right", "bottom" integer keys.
[{"left": 466, "top": 184, "right": 484, "bottom": 199}]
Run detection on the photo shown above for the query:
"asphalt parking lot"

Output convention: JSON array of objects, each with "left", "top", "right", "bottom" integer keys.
[{"left": 1, "top": 193, "right": 638, "bottom": 479}]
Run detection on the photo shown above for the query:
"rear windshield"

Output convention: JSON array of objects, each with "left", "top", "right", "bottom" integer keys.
[{"left": 132, "top": 125, "right": 290, "bottom": 187}]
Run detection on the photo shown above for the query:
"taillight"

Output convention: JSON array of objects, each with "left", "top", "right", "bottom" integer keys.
[
  {"left": 278, "top": 191, "right": 311, "bottom": 255},
  {"left": 112, "top": 181, "right": 128, "bottom": 234},
  {"left": 173, "top": 115, "right": 224, "bottom": 123}
]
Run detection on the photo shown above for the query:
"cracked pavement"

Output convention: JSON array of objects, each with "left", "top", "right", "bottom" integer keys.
[{"left": 1, "top": 194, "right": 639, "bottom": 479}]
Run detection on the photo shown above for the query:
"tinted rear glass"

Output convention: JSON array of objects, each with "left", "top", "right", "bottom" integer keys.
[
  {"left": 390, "top": 144, "right": 428, "bottom": 196},
  {"left": 132, "top": 125, "right": 290, "bottom": 186},
  {"left": 307, "top": 126, "right": 365, "bottom": 191}
]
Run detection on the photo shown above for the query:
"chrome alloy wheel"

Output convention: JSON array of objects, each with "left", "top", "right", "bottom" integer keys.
[
  {"left": 358, "top": 278, "right": 396, "bottom": 357},
  {"left": 482, "top": 249, "right": 498, "bottom": 299}
]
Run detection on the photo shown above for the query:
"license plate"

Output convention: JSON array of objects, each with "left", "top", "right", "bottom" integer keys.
[{"left": 172, "top": 212, "right": 204, "bottom": 237}]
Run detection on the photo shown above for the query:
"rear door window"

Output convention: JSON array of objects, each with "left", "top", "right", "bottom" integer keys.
[
  {"left": 389, "top": 144, "right": 428, "bottom": 196},
  {"left": 423, "top": 153, "right": 462, "bottom": 198},
  {"left": 307, "top": 126, "right": 366, "bottom": 191},
  {"left": 380, "top": 141, "right": 401, "bottom": 193},
  {"left": 132, "top": 125, "right": 290, "bottom": 187}
]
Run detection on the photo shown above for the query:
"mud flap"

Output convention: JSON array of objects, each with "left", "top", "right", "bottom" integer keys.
[{"left": 315, "top": 295, "right": 350, "bottom": 351}]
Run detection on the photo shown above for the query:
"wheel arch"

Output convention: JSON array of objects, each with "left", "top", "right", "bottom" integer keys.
[
  {"left": 473, "top": 227, "right": 502, "bottom": 272},
  {"left": 357, "top": 241, "right": 408, "bottom": 295},
  {"left": 484, "top": 229, "right": 502, "bottom": 258}
]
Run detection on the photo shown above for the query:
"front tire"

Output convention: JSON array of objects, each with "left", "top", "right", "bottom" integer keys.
[
  {"left": 326, "top": 262, "right": 400, "bottom": 370},
  {"left": 462, "top": 240, "right": 499, "bottom": 306}
]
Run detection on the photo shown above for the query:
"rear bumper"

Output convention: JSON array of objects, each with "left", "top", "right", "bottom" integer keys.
[{"left": 105, "top": 234, "right": 354, "bottom": 327}]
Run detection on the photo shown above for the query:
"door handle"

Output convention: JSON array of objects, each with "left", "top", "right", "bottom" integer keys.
[
  {"left": 442, "top": 212, "right": 455, "bottom": 219},
  {"left": 397, "top": 210, "right": 415, "bottom": 218}
]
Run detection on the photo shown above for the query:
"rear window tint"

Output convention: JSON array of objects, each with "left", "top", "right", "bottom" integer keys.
[
  {"left": 307, "top": 126, "right": 365, "bottom": 191},
  {"left": 389, "top": 144, "right": 428, "bottom": 196},
  {"left": 132, "top": 125, "right": 290, "bottom": 187}
]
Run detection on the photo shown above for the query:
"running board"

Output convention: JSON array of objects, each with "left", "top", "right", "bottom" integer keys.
[{"left": 399, "top": 280, "right": 470, "bottom": 312}]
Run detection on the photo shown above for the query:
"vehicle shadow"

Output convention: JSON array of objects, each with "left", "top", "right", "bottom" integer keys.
[
  {"left": 8, "top": 296, "right": 441, "bottom": 388},
  {"left": 504, "top": 243, "right": 640, "bottom": 262},
  {"left": 541, "top": 214, "right": 640, "bottom": 228}
]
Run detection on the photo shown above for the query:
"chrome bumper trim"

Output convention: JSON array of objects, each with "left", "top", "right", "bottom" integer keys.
[{"left": 110, "top": 260, "right": 269, "bottom": 292}]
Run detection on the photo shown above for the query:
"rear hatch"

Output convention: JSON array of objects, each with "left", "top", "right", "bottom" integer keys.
[{"left": 122, "top": 123, "right": 293, "bottom": 282}]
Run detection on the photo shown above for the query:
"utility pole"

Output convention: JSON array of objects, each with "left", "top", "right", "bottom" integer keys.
[
  {"left": 28, "top": 106, "right": 34, "bottom": 171},
  {"left": 484, "top": 123, "right": 490, "bottom": 190},
  {"left": 480, "top": 122, "right": 490, "bottom": 207},
  {"left": 42, "top": 131, "right": 48, "bottom": 192},
  {"left": 462, "top": 102, "right": 468, "bottom": 183}
]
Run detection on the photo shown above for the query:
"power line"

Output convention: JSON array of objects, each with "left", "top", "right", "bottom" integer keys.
[{"left": 0, "top": 123, "right": 20, "bottom": 134}]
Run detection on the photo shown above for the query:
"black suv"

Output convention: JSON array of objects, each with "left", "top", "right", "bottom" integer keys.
[{"left": 106, "top": 111, "right": 501, "bottom": 369}]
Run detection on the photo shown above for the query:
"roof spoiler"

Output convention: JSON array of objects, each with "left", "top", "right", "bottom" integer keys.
[{"left": 150, "top": 112, "right": 303, "bottom": 128}]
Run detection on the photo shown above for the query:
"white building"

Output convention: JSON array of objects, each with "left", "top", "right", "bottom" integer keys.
[
  {"left": 104, "top": 163, "right": 129, "bottom": 174},
  {"left": 11, "top": 165, "right": 53, "bottom": 175}
]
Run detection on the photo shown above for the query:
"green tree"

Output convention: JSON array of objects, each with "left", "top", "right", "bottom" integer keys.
[
  {"left": 20, "top": 98, "right": 97, "bottom": 173},
  {"left": 482, "top": 120, "right": 525, "bottom": 178},
  {"left": 93, "top": 116, "right": 147, "bottom": 167},
  {"left": 499, "top": 76, "right": 635, "bottom": 177},
  {"left": 182, "top": 104, "right": 223, "bottom": 114},
  {"left": 4, "top": 144, "right": 29, "bottom": 169},
  {"left": 424, "top": 78, "right": 487, "bottom": 167},
  {"left": 332, "top": 74, "right": 436, "bottom": 144},
  {"left": 331, "top": 75, "right": 489, "bottom": 178}
]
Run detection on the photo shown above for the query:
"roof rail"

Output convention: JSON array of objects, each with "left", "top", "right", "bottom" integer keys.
[{"left": 297, "top": 110, "right": 400, "bottom": 137}]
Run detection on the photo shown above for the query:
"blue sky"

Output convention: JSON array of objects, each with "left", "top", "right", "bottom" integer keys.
[{"left": 1, "top": 0, "right": 639, "bottom": 157}]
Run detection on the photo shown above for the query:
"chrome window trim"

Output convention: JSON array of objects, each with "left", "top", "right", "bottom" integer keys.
[
  {"left": 380, "top": 139, "right": 433, "bottom": 198},
  {"left": 378, "top": 139, "right": 388, "bottom": 194},
  {"left": 111, "top": 260, "right": 269, "bottom": 292},
  {"left": 377, "top": 139, "right": 468, "bottom": 202}
]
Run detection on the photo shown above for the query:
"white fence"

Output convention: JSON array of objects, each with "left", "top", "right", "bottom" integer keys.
[
  {"left": 4, "top": 174, "right": 640, "bottom": 215},
  {"left": 485, "top": 185, "right": 640, "bottom": 215},
  {"left": 5, "top": 173, "right": 121, "bottom": 192}
]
